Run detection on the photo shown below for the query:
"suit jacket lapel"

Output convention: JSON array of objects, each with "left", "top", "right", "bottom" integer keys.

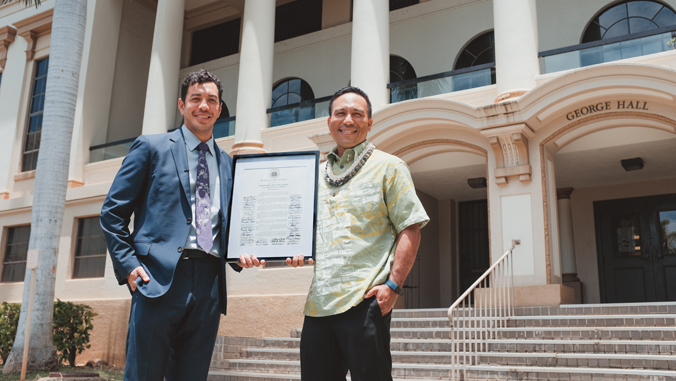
[{"left": 170, "top": 129, "right": 192, "bottom": 204}]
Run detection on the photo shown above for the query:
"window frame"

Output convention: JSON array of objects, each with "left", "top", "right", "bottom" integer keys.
[
  {"left": 581, "top": 0, "right": 676, "bottom": 43},
  {"left": 21, "top": 56, "right": 49, "bottom": 173},
  {"left": 70, "top": 215, "right": 108, "bottom": 280},
  {"left": 1, "top": 224, "right": 31, "bottom": 283}
]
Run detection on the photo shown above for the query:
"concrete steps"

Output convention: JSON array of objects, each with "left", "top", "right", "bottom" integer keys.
[{"left": 209, "top": 303, "right": 676, "bottom": 380}]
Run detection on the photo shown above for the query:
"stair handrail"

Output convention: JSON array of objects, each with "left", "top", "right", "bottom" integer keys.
[{"left": 447, "top": 239, "right": 520, "bottom": 381}]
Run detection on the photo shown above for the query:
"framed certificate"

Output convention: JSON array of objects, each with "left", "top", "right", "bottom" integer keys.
[{"left": 225, "top": 151, "right": 319, "bottom": 262}]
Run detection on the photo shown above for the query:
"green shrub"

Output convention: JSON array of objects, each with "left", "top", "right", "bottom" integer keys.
[
  {"left": 52, "top": 300, "right": 98, "bottom": 367},
  {"left": 0, "top": 302, "right": 21, "bottom": 364}
]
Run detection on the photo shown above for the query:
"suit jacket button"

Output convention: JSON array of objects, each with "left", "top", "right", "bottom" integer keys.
[
  {"left": 178, "top": 247, "right": 183, "bottom": 253},
  {"left": 187, "top": 218, "right": 192, "bottom": 224}
]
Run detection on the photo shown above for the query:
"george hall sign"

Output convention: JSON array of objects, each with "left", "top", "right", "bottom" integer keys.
[{"left": 566, "top": 100, "right": 649, "bottom": 121}]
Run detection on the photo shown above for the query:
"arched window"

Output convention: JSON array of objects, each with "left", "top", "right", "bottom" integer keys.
[
  {"left": 212, "top": 103, "right": 234, "bottom": 139},
  {"left": 270, "top": 78, "right": 315, "bottom": 127},
  {"left": 454, "top": 31, "right": 495, "bottom": 70},
  {"left": 453, "top": 31, "right": 496, "bottom": 91},
  {"left": 582, "top": 1, "right": 676, "bottom": 43},
  {"left": 390, "top": 55, "right": 418, "bottom": 102}
]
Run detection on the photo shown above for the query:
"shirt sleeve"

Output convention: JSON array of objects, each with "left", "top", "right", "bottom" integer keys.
[{"left": 383, "top": 161, "right": 430, "bottom": 234}]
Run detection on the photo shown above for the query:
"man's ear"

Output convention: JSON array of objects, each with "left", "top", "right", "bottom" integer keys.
[{"left": 178, "top": 98, "right": 185, "bottom": 115}]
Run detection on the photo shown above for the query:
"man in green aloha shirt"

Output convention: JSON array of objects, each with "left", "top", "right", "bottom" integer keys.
[{"left": 292, "top": 86, "right": 429, "bottom": 380}]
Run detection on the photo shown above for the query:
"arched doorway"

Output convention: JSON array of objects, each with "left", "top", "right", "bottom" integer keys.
[{"left": 551, "top": 120, "right": 676, "bottom": 303}]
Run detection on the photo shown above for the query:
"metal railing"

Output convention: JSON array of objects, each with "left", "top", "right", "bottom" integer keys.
[
  {"left": 447, "top": 239, "right": 520, "bottom": 381},
  {"left": 388, "top": 63, "right": 496, "bottom": 103},
  {"left": 267, "top": 96, "right": 331, "bottom": 127},
  {"left": 539, "top": 26, "right": 676, "bottom": 74}
]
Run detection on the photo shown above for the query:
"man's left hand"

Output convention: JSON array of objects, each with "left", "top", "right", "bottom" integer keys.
[
  {"left": 238, "top": 254, "right": 265, "bottom": 268},
  {"left": 364, "top": 284, "right": 398, "bottom": 316}
]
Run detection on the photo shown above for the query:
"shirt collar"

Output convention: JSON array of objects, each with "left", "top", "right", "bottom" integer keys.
[
  {"left": 328, "top": 140, "right": 370, "bottom": 165},
  {"left": 181, "top": 125, "right": 215, "bottom": 155}
]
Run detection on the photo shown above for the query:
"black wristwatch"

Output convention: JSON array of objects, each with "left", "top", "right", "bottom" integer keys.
[{"left": 385, "top": 279, "right": 402, "bottom": 295}]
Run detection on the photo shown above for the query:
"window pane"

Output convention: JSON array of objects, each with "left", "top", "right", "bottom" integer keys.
[
  {"left": 2, "top": 226, "right": 31, "bottom": 282},
  {"left": 599, "top": 4, "right": 628, "bottom": 29},
  {"left": 455, "top": 31, "right": 495, "bottom": 70},
  {"left": 653, "top": 7, "right": 676, "bottom": 26},
  {"left": 190, "top": 18, "right": 241, "bottom": 66},
  {"left": 23, "top": 58, "right": 48, "bottom": 173},
  {"left": 73, "top": 217, "right": 106, "bottom": 278},
  {"left": 627, "top": 1, "right": 662, "bottom": 18},
  {"left": 629, "top": 17, "right": 659, "bottom": 34},
  {"left": 604, "top": 20, "right": 630, "bottom": 39},
  {"left": 275, "top": 0, "right": 322, "bottom": 43}
]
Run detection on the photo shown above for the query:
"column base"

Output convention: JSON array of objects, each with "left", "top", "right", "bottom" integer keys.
[
  {"left": 513, "top": 284, "right": 575, "bottom": 306},
  {"left": 563, "top": 273, "right": 584, "bottom": 304},
  {"left": 230, "top": 141, "right": 266, "bottom": 156},
  {"left": 494, "top": 90, "right": 528, "bottom": 103},
  {"left": 474, "top": 284, "right": 575, "bottom": 307}
]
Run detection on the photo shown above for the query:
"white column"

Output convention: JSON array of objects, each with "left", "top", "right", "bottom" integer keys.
[
  {"left": 492, "top": 0, "right": 539, "bottom": 102},
  {"left": 557, "top": 188, "right": 578, "bottom": 277},
  {"left": 351, "top": 0, "right": 389, "bottom": 112},
  {"left": 141, "top": 0, "right": 185, "bottom": 135},
  {"left": 557, "top": 187, "right": 583, "bottom": 303},
  {"left": 68, "top": 0, "right": 123, "bottom": 185},
  {"left": 232, "top": 0, "right": 275, "bottom": 155}
]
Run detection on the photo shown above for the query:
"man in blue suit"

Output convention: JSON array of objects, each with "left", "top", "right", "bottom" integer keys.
[{"left": 101, "top": 70, "right": 263, "bottom": 381}]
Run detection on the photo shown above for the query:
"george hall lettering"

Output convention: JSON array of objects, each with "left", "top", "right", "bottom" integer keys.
[{"left": 566, "top": 101, "right": 649, "bottom": 121}]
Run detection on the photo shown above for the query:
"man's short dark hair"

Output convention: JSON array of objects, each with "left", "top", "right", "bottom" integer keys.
[
  {"left": 328, "top": 86, "right": 373, "bottom": 119},
  {"left": 181, "top": 69, "right": 223, "bottom": 103}
]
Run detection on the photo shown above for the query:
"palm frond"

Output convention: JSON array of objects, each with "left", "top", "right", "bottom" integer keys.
[{"left": 0, "top": 0, "right": 41, "bottom": 8}]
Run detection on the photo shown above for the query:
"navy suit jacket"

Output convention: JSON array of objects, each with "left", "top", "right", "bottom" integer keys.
[{"left": 101, "top": 128, "right": 239, "bottom": 315}]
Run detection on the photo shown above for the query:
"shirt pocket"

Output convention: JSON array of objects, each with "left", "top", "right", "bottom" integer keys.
[{"left": 348, "top": 182, "right": 382, "bottom": 216}]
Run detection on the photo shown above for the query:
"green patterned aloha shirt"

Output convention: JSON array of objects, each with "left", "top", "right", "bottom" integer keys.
[{"left": 303, "top": 140, "right": 429, "bottom": 317}]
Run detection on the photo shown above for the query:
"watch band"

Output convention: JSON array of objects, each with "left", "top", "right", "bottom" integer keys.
[{"left": 385, "top": 279, "right": 402, "bottom": 295}]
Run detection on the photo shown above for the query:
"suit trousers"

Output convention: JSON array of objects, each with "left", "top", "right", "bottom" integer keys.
[
  {"left": 300, "top": 296, "right": 393, "bottom": 381},
  {"left": 124, "top": 254, "right": 221, "bottom": 381}
]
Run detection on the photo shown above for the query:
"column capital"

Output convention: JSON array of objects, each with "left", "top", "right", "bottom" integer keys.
[
  {"left": 0, "top": 26, "right": 17, "bottom": 69},
  {"left": 557, "top": 187, "right": 574, "bottom": 200},
  {"left": 481, "top": 123, "right": 534, "bottom": 185}
]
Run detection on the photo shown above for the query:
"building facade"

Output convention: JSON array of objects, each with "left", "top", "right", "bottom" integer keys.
[{"left": 0, "top": 0, "right": 675, "bottom": 366}]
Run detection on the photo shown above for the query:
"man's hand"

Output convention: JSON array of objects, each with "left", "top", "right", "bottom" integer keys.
[
  {"left": 127, "top": 266, "right": 150, "bottom": 292},
  {"left": 286, "top": 255, "right": 314, "bottom": 267},
  {"left": 364, "top": 284, "right": 398, "bottom": 316},
  {"left": 238, "top": 254, "right": 265, "bottom": 268}
]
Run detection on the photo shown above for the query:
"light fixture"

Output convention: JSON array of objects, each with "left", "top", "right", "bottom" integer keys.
[
  {"left": 621, "top": 157, "right": 644, "bottom": 171},
  {"left": 467, "top": 177, "right": 487, "bottom": 189}
]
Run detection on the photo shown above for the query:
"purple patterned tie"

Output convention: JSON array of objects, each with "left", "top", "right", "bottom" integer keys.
[{"left": 196, "top": 142, "right": 213, "bottom": 253}]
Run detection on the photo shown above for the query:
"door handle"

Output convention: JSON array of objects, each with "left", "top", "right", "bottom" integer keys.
[
  {"left": 654, "top": 245, "right": 663, "bottom": 261},
  {"left": 641, "top": 246, "right": 650, "bottom": 261}
]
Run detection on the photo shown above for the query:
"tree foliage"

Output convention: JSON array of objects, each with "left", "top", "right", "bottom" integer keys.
[
  {"left": 0, "top": 301, "right": 97, "bottom": 368},
  {"left": 52, "top": 300, "right": 97, "bottom": 367},
  {"left": 0, "top": 0, "right": 40, "bottom": 6},
  {"left": 0, "top": 303, "right": 21, "bottom": 365}
]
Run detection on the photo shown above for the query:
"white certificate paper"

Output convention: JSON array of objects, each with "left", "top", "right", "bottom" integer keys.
[{"left": 226, "top": 152, "right": 318, "bottom": 261}]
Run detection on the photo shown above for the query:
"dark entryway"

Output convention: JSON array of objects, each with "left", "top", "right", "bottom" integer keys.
[
  {"left": 458, "top": 200, "right": 490, "bottom": 294},
  {"left": 595, "top": 193, "right": 676, "bottom": 303}
]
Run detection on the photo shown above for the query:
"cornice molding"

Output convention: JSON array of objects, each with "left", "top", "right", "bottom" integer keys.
[
  {"left": 14, "top": 8, "right": 53, "bottom": 61},
  {"left": 0, "top": 25, "right": 17, "bottom": 69}
]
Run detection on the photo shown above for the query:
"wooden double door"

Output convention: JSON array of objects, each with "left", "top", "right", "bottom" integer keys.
[{"left": 595, "top": 194, "right": 676, "bottom": 303}]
